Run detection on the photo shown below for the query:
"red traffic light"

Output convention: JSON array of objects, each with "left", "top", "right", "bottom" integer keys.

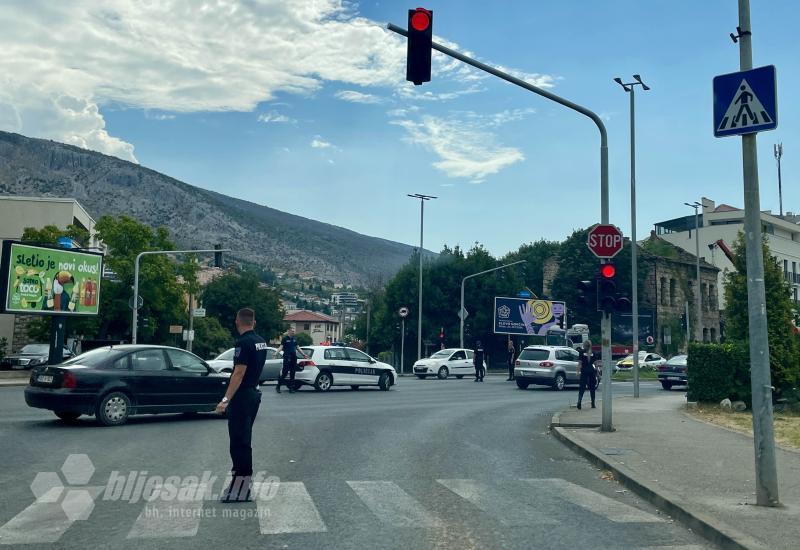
[
  {"left": 411, "top": 8, "right": 431, "bottom": 31},
  {"left": 600, "top": 264, "right": 616, "bottom": 278}
]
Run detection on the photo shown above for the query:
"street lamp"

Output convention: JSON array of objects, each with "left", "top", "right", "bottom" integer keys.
[
  {"left": 684, "top": 201, "right": 702, "bottom": 342},
  {"left": 460, "top": 260, "right": 526, "bottom": 348},
  {"left": 774, "top": 143, "right": 783, "bottom": 217},
  {"left": 408, "top": 193, "right": 437, "bottom": 361},
  {"left": 614, "top": 74, "right": 649, "bottom": 398}
]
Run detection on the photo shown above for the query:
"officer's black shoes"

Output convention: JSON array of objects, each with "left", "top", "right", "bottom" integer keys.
[
  {"left": 288, "top": 388, "right": 296, "bottom": 393},
  {"left": 591, "top": 403, "right": 596, "bottom": 408},
  {"left": 275, "top": 383, "right": 281, "bottom": 394},
  {"left": 474, "top": 378, "right": 480, "bottom": 382},
  {"left": 577, "top": 402, "right": 582, "bottom": 410},
  {"left": 220, "top": 478, "right": 252, "bottom": 503}
]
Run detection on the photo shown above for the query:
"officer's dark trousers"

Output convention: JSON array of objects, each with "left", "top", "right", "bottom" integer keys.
[
  {"left": 227, "top": 387, "right": 262, "bottom": 479},
  {"left": 578, "top": 370, "right": 597, "bottom": 407},
  {"left": 474, "top": 365, "right": 484, "bottom": 380},
  {"left": 507, "top": 361, "right": 515, "bottom": 379},
  {"left": 278, "top": 356, "right": 297, "bottom": 389}
]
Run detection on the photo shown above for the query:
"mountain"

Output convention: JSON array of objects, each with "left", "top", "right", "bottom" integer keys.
[{"left": 0, "top": 131, "right": 427, "bottom": 285}]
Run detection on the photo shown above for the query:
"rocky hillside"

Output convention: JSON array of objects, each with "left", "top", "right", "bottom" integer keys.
[{"left": 0, "top": 131, "right": 425, "bottom": 285}]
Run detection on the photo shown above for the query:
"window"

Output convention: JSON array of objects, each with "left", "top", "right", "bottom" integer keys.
[
  {"left": 710, "top": 328, "right": 717, "bottom": 342},
  {"left": 324, "top": 348, "right": 347, "bottom": 361},
  {"left": 216, "top": 348, "right": 235, "bottom": 361},
  {"left": 131, "top": 350, "right": 167, "bottom": 371},
  {"left": 345, "top": 348, "right": 371, "bottom": 362},
  {"left": 303, "top": 323, "right": 310, "bottom": 330},
  {"left": 669, "top": 279, "right": 676, "bottom": 306},
  {"left": 701, "top": 283, "right": 707, "bottom": 310},
  {"left": 266, "top": 349, "right": 276, "bottom": 360},
  {"left": 466, "top": 350, "right": 474, "bottom": 359},
  {"left": 166, "top": 349, "right": 208, "bottom": 373},
  {"left": 111, "top": 356, "right": 130, "bottom": 370},
  {"left": 518, "top": 349, "right": 550, "bottom": 361},
  {"left": 451, "top": 350, "right": 466, "bottom": 360},
  {"left": 703, "top": 328, "right": 709, "bottom": 343},
  {"left": 660, "top": 277, "right": 667, "bottom": 306}
]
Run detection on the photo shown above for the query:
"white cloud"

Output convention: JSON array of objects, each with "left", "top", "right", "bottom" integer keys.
[
  {"left": 311, "top": 136, "right": 333, "bottom": 149},
  {"left": 334, "top": 90, "right": 383, "bottom": 104},
  {"left": 391, "top": 114, "right": 525, "bottom": 182},
  {"left": 258, "top": 111, "right": 295, "bottom": 123}
]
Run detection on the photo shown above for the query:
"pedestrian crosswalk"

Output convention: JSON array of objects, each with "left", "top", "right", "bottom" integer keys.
[{"left": 0, "top": 477, "right": 675, "bottom": 546}]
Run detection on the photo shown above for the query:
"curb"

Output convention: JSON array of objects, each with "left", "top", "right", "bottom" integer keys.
[
  {"left": 549, "top": 416, "right": 768, "bottom": 550},
  {"left": 550, "top": 410, "right": 601, "bottom": 429}
]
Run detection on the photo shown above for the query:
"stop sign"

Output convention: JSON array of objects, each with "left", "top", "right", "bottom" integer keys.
[{"left": 587, "top": 224, "right": 624, "bottom": 258}]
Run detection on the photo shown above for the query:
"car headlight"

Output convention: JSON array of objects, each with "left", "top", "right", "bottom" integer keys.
[{"left": 18, "top": 358, "right": 31, "bottom": 365}]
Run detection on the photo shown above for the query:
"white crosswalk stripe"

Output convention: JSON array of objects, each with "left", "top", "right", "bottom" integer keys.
[
  {"left": 436, "top": 478, "right": 559, "bottom": 526},
  {"left": 254, "top": 481, "right": 327, "bottom": 535},
  {"left": 347, "top": 481, "right": 440, "bottom": 528},
  {"left": 524, "top": 478, "right": 665, "bottom": 523},
  {"left": 126, "top": 482, "right": 207, "bottom": 539}
]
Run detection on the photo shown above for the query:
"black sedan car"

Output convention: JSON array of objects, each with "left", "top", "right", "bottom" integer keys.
[
  {"left": 1, "top": 343, "right": 74, "bottom": 370},
  {"left": 25, "top": 345, "right": 229, "bottom": 426},
  {"left": 657, "top": 354, "right": 688, "bottom": 390}
]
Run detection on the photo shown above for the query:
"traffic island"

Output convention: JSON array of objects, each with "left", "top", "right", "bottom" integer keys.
[{"left": 0, "top": 371, "right": 30, "bottom": 386}]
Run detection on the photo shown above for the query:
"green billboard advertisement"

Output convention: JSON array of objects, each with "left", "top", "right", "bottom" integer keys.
[{"left": 0, "top": 241, "right": 103, "bottom": 316}]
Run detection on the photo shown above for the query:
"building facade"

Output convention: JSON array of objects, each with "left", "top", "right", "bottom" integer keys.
[{"left": 283, "top": 310, "right": 341, "bottom": 345}]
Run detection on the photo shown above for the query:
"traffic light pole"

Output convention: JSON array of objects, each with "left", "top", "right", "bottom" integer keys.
[{"left": 388, "top": 22, "right": 613, "bottom": 430}]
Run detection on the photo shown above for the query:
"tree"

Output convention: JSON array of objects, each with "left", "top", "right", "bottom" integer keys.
[
  {"left": 724, "top": 234, "right": 800, "bottom": 393},
  {"left": 201, "top": 272, "right": 285, "bottom": 342},
  {"left": 192, "top": 317, "right": 234, "bottom": 359},
  {"left": 21, "top": 224, "right": 90, "bottom": 247},
  {"left": 295, "top": 332, "right": 313, "bottom": 347}
]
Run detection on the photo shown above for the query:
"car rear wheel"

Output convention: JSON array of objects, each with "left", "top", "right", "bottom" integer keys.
[
  {"left": 314, "top": 372, "right": 333, "bottom": 392},
  {"left": 516, "top": 380, "right": 529, "bottom": 390},
  {"left": 95, "top": 391, "right": 131, "bottom": 426},
  {"left": 55, "top": 411, "right": 81, "bottom": 422},
  {"left": 437, "top": 366, "right": 449, "bottom": 380},
  {"left": 378, "top": 372, "right": 391, "bottom": 391},
  {"left": 661, "top": 381, "right": 673, "bottom": 391},
  {"left": 455, "top": 375, "right": 464, "bottom": 379},
  {"left": 552, "top": 373, "right": 566, "bottom": 391}
]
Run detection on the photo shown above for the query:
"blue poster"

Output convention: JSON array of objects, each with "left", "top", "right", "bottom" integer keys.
[{"left": 493, "top": 297, "right": 566, "bottom": 336}]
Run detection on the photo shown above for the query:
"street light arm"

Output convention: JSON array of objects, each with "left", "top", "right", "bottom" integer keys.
[{"left": 459, "top": 260, "right": 526, "bottom": 348}]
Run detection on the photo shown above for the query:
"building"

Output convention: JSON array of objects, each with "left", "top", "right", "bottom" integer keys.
[
  {"left": 283, "top": 310, "right": 340, "bottom": 345},
  {"left": 0, "top": 196, "right": 100, "bottom": 352},
  {"left": 331, "top": 292, "right": 359, "bottom": 308},
  {"left": 655, "top": 197, "right": 800, "bottom": 309}
]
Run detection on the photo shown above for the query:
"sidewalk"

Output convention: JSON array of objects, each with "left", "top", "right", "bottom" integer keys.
[{"left": 550, "top": 392, "right": 800, "bottom": 550}]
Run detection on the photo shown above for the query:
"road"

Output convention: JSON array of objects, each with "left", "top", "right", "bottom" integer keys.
[{"left": 0, "top": 377, "right": 712, "bottom": 549}]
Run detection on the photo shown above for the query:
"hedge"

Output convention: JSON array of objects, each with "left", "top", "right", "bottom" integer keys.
[{"left": 686, "top": 343, "right": 751, "bottom": 404}]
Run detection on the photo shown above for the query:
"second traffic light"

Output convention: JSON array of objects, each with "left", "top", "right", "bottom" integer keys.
[
  {"left": 406, "top": 8, "right": 433, "bottom": 85},
  {"left": 597, "top": 263, "right": 632, "bottom": 314}
]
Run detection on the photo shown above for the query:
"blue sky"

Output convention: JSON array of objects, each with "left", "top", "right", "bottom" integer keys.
[{"left": 2, "top": 1, "right": 798, "bottom": 257}]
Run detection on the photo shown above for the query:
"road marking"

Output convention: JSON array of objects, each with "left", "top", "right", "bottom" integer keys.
[
  {"left": 347, "top": 481, "right": 440, "bottom": 527},
  {"left": 255, "top": 481, "right": 326, "bottom": 534},
  {"left": 126, "top": 482, "right": 206, "bottom": 539},
  {"left": 524, "top": 478, "right": 664, "bottom": 523},
  {"left": 436, "top": 479, "right": 558, "bottom": 526},
  {"left": 0, "top": 486, "right": 102, "bottom": 545}
]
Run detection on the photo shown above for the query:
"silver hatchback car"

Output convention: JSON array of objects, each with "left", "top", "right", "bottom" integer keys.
[{"left": 514, "top": 345, "right": 580, "bottom": 391}]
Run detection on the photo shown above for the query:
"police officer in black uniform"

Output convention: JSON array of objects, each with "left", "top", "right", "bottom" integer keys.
[
  {"left": 577, "top": 340, "right": 597, "bottom": 410},
  {"left": 275, "top": 327, "right": 307, "bottom": 393},
  {"left": 473, "top": 340, "right": 485, "bottom": 382},
  {"left": 215, "top": 308, "right": 268, "bottom": 502}
]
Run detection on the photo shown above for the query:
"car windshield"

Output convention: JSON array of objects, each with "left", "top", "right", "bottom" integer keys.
[
  {"left": 61, "top": 347, "right": 128, "bottom": 367},
  {"left": 431, "top": 349, "right": 457, "bottom": 358},
  {"left": 519, "top": 349, "right": 550, "bottom": 361},
  {"left": 20, "top": 344, "right": 49, "bottom": 354},
  {"left": 215, "top": 348, "right": 235, "bottom": 361},
  {"left": 667, "top": 355, "right": 688, "bottom": 365}
]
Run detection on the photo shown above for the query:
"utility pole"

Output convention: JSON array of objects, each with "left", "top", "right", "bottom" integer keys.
[
  {"left": 774, "top": 143, "right": 783, "bottom": 216},
  {"left": 736, "top": 0, "right": 779, "bottom": 506},
  {"left": 408, "top": 193, "right": 437, "bottom": 361},
  {"left": 365, "top": 298, "right": 371, "bottom": 355},
  {"left": 615, "top": 74, "right": 649, "bottom": 398},
  {"left": 685, "top": 201, "right": 703, "bottom": 341},
  {"left": 459, "top": 260, "right": 526, "bottom": 348}
]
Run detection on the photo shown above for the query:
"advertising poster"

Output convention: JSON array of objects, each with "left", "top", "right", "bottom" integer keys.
[
  {"left": 1, "top": 241, "right": 103, "bottom": 316},
  {"left": 612, "top": 309, "right": 656, "bottom": 346},
  {"left": 493, "top": 297, "right": 566, "bottom": 336}
]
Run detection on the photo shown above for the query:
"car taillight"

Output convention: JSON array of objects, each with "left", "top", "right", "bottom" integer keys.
[
  {"left": 299, "top": 360, "right": 315, "bottom": 367},
  {"left": 539, "top": 361, "right": 554, "bottom": 368},
  {"left": 62, "top": 371, "right": 77, "bottom": 389}
]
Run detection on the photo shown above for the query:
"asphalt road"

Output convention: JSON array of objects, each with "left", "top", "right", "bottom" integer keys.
[{"left": 0, "top": 376, "right": 712, "bottom": 549}]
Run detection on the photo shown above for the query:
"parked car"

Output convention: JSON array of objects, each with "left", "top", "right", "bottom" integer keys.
[
  {"left": 616, "top": 352, "right": 666, "bottom": 371},
  {"left": 1, "top": 344, "right": 74, "bottom": 370},
  {"left": 514, "top": 346, "right": 581, "bottom": 391},
  {"left": 24, "top": 345, "right": 229, "bottom": 426},
  {"left": 413, "top": 348, "right": 484, "bottom": 379},
  {"left": 206, "top": 346, "right": 277, "bottom": 374},
  {"left": 657, "top": 354, "right": 688, "bottom": 390},
  {"left": 285, "top": 345, "right": 396, "bottom": 391}
]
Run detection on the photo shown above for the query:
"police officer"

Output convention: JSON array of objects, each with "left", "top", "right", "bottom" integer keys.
[
  {"left": 215, "top": 308, "right": 268, "bottom": 502},
  {"left": 275, "top": 327, "right": 307, "bottom": 393},
  {"left": 473, "top": 340, "right": 485, "bottom": 382},
  {"left": 506, "top": 338, "right": 516, "bottom": 381},
  {"left": 577, "top": 340, "right": 597, "bottom": 410}
]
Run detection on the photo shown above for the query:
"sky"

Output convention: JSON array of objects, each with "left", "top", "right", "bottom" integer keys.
[{"left": 1, "top": 0, "right": 797, "bottom": 258}]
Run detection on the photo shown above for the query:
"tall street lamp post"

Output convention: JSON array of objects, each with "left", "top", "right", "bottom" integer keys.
[
  {"left": 408, "top": 193, "right": 437, "bottom": 361},
  {"left": 614, "top": 74, "right": 649, "bottom": 398},
  {"left": 685, "top": 201, "right": 702, "bottom": 342}
]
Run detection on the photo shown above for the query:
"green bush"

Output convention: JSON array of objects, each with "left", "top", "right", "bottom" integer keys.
[{"left": 687, "top": 343, "right": 750, "bottom": 403}]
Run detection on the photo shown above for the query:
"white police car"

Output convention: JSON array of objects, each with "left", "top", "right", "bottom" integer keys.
[
  {"left": 412, "top": 348, "right": 483, "bottom": 379},
  {"left": 289, "top": 346, "right": 397, "bottom": 391}
]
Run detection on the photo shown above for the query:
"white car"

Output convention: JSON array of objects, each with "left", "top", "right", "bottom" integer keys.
[
  {"left": 206, "top": 346, "right": 278, "bottom": 374},
  {"left": 616, "top": 352, "right": 666, "bottom": 371},
  {"left": 288, "top": 345, "right": 396, "bottom": 391},
  {"left": 413, "top": 348, "right": 484, "bottom": 380}
]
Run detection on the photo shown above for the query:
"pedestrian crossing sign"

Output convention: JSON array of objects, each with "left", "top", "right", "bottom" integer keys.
[{"left": 713, "top": 65, "right": 777, "bottom": 137}]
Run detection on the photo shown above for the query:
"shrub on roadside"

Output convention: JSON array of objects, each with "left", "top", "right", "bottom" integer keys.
[{"left": 687, "top": 343, "right": 750, "bottom": 404}]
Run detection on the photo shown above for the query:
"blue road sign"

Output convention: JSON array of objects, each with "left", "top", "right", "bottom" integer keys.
[{"left": 713, "top": 65, "right": 777, "bottom": 137}]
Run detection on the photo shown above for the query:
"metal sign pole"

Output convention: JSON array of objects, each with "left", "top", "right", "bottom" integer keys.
[{"left": 400, "top": 319, "right": 405, "bottom": 376}]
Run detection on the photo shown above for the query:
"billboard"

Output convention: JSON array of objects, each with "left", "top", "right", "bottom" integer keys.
[
  {"left": 612, "top": 309, "right": 656, "bottom": 346},
  {"left": 493, "top": 297, "right": 566, "bottom": 336},
  {"left": 0, "top": 241, "right": 103, "bottom": 316}
]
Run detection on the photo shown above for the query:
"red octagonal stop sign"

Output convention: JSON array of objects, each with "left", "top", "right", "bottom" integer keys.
[{"left": 587, "top": 224, "right": 624, "bottom": 258}]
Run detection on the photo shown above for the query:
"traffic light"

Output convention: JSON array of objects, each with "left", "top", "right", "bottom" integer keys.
[
  {"left": 576, "top": 279, "right": 595, "bottom": 305},
  {"left": 406, "top": 8, "right": 433, "bottom": 85},
  {"left": 598, "top": 263, "right": 617, "bottom": 314},
  {"left": 214, "top": 244, "right": 222, "bottom": 268}
]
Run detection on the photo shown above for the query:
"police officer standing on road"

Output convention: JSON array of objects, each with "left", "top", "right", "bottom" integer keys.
[
  {"left": 506, "top": 337, "right": 516, "bottom": 381},
  {"left": 215, "top": 308, "right": 268, "bottom": 502},
  {"left": 576, "top": 340, "right": 597, "bottom": 410},
  {"left": 275, "top": 327, "right": 307, "bottom": 394},
  {"left": 473, "top": 340, "right": 485, "bottom": 382}
]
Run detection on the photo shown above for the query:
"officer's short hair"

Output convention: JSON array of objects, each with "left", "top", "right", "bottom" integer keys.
[{"left": 237, "top": 308, "right": 255, "bottom": 325}]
